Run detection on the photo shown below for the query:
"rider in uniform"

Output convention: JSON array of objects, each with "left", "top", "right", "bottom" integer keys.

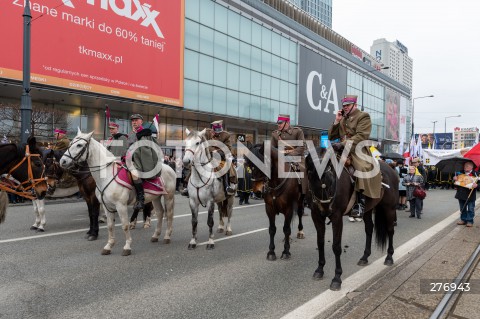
[
  {"left": 105, "top": 122, "right": 128, "bottom": 160},
  {"left": 126, "top": 114, "right": 159, "bottom": 210},
  {"left": 181, "top": 120, "right": 237, "bottom": 196},
  {"left": 271, "top": 114, "right": 308, "bottom": 215},
  {"left": 328, "top": 95, "right": 382, "bottom": 218},
  {"left": 52, "top": 128, "right": 70, "bottom": 151}
]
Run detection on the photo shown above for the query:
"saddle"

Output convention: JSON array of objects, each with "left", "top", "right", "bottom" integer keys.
[{"left": 113, "top": 163, "right": 167, "bottom": 196}]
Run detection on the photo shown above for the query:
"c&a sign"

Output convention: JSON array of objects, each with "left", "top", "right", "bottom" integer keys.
[{"left": 298, "top": 46, "right": 347, "bottom": 130}]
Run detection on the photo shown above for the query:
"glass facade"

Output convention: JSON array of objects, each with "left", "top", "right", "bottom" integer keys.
[
  {"left": 288, "top": 0, "right": 333, "bottom": 28},
  {"left": 184, "top": 0, "right": 298, "bottom": 124}
]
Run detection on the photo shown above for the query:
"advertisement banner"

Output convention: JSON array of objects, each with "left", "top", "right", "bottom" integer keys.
[
  {"left": 385, "top": 88, "right": 400, "bottom": 141},
  {"left": 415, "top": 133, "right": 453, "bottom": 150},
  {"left": 399, "top": 96, "right": 407, "bottom": 143},
  {"left": 298, "top": 46, "right": 347, "bottom": 130},
  {"left": 0, "top": 0, "right": 184, "bottom": 106}
]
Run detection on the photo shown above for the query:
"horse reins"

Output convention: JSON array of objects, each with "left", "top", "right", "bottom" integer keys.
[
  {"left": 0, "top": 145, "right": 47, "bottom": 200},
  {"left": 185, "top": 138, "right": 215, "bottom": 207}
]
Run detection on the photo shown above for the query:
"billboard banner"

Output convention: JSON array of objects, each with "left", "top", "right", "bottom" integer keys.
[
  {"left": 1, "top": 0, "right": 184, "bottom": 106},
  {"left": 298, "top": 46, "right": 347, "bottom": 130},
  {"left": 385, "top": 88, "right": 400, "bottom": 141},
  {"left": 415, "top": 133, "right": 453, "bottom": 150}
]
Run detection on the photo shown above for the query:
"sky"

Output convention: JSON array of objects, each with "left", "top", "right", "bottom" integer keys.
[{"left": 332, "top": 0, "right": 480, "bottom": 134}]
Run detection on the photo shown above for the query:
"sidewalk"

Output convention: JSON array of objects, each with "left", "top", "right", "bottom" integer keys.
[{"left": 321, "top": 202, "right": 480, "bottom": 319}]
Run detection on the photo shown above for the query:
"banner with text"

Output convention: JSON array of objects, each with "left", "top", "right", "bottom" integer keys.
[{"left": 1, "top": 0, "right": 184, "bottom": 106}]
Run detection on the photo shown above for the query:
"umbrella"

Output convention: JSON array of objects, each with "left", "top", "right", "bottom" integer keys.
[
  {"left": 381, "top": 152, "right": 404, "bottom": 160},
  {"left": 435, "top": 157, "right": 476, "bottom": 174}
]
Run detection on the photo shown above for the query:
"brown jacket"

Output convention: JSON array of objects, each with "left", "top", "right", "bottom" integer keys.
[
  {"left": 271, "top": 126, "right": 307, "bottom": 194},
  {"left": 205, "top": 128, "right": 236, "bottom": 183},
  {"left": 53, "top": 137, "right": 70, "bottom": 151},
  {"left": 328, "top": 108, "right": 381, "bottom": 199}
]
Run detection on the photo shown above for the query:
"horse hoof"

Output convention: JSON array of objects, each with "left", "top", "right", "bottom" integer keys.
[
  {"left": 188, "top": 244, "right": 197, "bottom": 250},
  {"left": 357, "top": 259, "right": 368, "bottom": 266},
  {"left": 280, "top": 253, "right": 291, "bottom": 260},
  {"left": 217, "top": 228, "right": 224, "bottom": 233},
  {"left": 150, "top": 237, "right": 159, "bottom": 243},
  {"left": 225, "top": 231, "right": 232, "bottom": 236},
  {"left": 384, "top": 259, "right": 394, "bottom": 266},
  {"left": 206, "top": 244, "right": 215, "bottom": 250},
  {"left": 267, "top": 253, "right": 277, "bottom": 261},
  {"left": 101, "top": 249, "right": 111, "bottom": 255},
  {"left": 36, "top": 228, "right": 45, "bottom": 233},
  {"left": 297, "top": 233, "right": 305, "bottom": 239},
  {"left": 313, "top": 271, "right": 324, "bottom": 280},
  {"left": 30, "top": 226, "right": 38, "bottom": 230},
  {"left": 330, "top": 281, "right": 342, "bottom": 291},
  {"left": 129, "top": 225, "right": 136, "bottom": 230},
  {"left": 143, "top": 224, "right": 151, "bottom": 229},
  {"left": 87, "top": 235, "right": 98, "bottom": 241},
  {"left": 163, "top": 239, "right": 171, "bottom": 244},
  {"left": 122, "top": 249, "right": 131, "bottom": 256},
  {"left": 98, "top": 218, "right": 106, "bottom": 224}
]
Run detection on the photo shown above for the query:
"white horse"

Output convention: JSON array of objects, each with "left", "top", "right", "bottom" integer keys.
[
  {"left": 183, "top": 129, "right": 234, "bottom": 250},
  {"left": 60, "top": 129, "right": 176, "bottom": 256}
]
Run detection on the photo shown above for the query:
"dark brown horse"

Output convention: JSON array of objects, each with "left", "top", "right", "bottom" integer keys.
[
  {"left": 245, "top": 143, "right": 305, "bottom": 260},
  {"left": 43, "top": 149, "right": 101, "bottom": 240},
  {"left": 0, "top": 137, "right": 49, "bottom": 224},
  {"left": 306, "top": 147, "right": 398, "bottom": 290}
]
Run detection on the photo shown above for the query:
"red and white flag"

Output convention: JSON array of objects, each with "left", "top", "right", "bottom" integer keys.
[{"left": 153, "top": 113, "right": 160, "bottom": 133}]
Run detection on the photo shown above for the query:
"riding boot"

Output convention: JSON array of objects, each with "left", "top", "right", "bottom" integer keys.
[
  {"left": 224, "top": 172, "right": 235, "bottom": 196},
  {"left": 133, "top": 180, "right": 145, "bottom": 210},
  {"left": 351, "top": 192, "right": 366, "bottom": 218}
]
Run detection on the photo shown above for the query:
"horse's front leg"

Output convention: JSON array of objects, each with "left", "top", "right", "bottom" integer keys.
[
  {"left": 101, "top": 207, "right": 116, "bottom": 255},
  {"left": 206, "top": 202, "right": 215, "bottom": 250},
  {"left": 297, "top": 195, "right": 305, "bottom": 239},
  {"left": 30, "top": 200, "right": 45, "bottom": 231},
  {"left": 311, "top": 207, "right": 326, "bottom": 280},
  {"left": 358, "top": 210, "right": 374, "bottom": 266},
  {"left": 151, "top": 198, "right": 163, "bottom": 243},
  {"left": 216, "top": 202, "right": 225, "bottom": 234},
  {"left": 225, "top": 197, "right": 234, "bottom": 236},
  {"left": 281, "top": 207, "right": 293, "bottom": 260},
  {"left": 188, "top": 198, "right": 199, "bottom": 250},
  {"left": 266, "top": 204, "right": 277, "bottom": 261},
  {"left": 330, "top": 212, "right": 343, "bottom": 291},
  {"left": 85, "top": 199, "right": 99, "bottom": 241},
  {"left": 117, "top": 204, "right": 132, "bottom": 256},
  {"left": 163, "top": 193, "right": 175, "bottom": 244},
  {"left": 385, "top": 208, "right": 396, "bottom": 266}
]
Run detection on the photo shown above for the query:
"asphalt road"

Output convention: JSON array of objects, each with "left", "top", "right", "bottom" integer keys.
[{"left": 0, "top": 189, "right": 462, "bottom": 319}]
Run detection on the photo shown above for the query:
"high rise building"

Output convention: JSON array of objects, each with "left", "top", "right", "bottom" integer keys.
[
  {"left": 287, "top": 0, "right": 332, "bottom": 28},
  {"left": 370, "top": 38, "right": 413, "bottom": 89}
]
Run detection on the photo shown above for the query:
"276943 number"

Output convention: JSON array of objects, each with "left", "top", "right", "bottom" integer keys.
[{"left": 430, "top": 282, "right": 470, "bottom": 292}]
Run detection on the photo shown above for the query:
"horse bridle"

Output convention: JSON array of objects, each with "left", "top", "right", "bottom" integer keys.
[
  {"left": 309, "top": 164, "right": 335, "bottom": 207},
  {"left": 0, "top": 145, "right": 47, "bottom": 200},
  {"left": 62, "top": 137, "right": 113, "bottom": 173}
]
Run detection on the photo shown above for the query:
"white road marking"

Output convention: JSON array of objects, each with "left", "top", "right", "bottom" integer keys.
[
  {"left": 0, "top": 203, "right": 265, "bottom": 244},
  {"left": 280, "top": 209, "right": 461, "bottom": 319},
  {"left": 198, "top": 228, "right": 268, "bottom": 246}
]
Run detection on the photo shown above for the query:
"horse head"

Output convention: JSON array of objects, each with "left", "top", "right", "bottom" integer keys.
[
  {"left": 60, "top": 128, "right": 93, "bottom": 169},
  {"left": 244, "top": 143, "right": 268, "bottom": 194},
  {"left": 183, "top": 128, "right": 208, "bottom": 168},
  {"left": 42, "top": 149, "right": 65, "bottom": 195},
  {"left": 306, "top": 147, "right": 336, "bottom": 213}
]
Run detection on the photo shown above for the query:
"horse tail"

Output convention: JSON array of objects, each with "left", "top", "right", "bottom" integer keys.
[
  {"left": 374, "top": 208, "right": 388, "bottom": 251},
  {"left": 0, "top": 191, "right": 8, "bottom": 224}
]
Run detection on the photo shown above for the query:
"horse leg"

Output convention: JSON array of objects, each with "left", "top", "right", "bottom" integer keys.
[
  {"left": 85, "top": 200, "right": 99, "bottom": 241},
  {"left": 312, "top": 209, "right": 326, "bottom": 280},
  {"left": 297, "top": 196, "right": 305, "bottom": 239},
  {"left": 217, "top": 202, "right": 225, "bottom": 234},
  {"left": 101, "top": 208, "right": 116, "bottom": 255},
  {"left": 384, "top": 208, "right": 396, "bottom": 266},
  {"left": 143, "top": 202, "right": 152, "bottom": 229},
  {"left": 150, "top": 198, "right": 163, "bottom": 243},
  {"left": 281, "top": 208, "right": 293, "bottom": 260},
  {"left": 30, "top": 200, "right": 41, "bottom": 230},
  {"left": 129, "top": 208, "right": 139, "bottom": 229},
  {"left": 225, "top": 197, "right": 234, "bottom": 236},
  {"left": 266, "top": 206, "right": 277, "bottom": 261},
  {"left": 358, "top": 210, "right": 374, "bottom": 266},
  {"left": 206, "top": 202, "right": 215, "bottom": 250},
  {"left": 36, "top": 199, "right": 46, "bottom": 232},
  {"left": 163, "top": 193, "right": 175, "bottom": 244},
  {"left": 188, "top": 199, "right": 199, "bottom": 250},
  {"left": 117, "top": 204, "right": 132, "bottom": 256},
  {"left": 330, "top": 212, "right": 343, "bottom": 291}
]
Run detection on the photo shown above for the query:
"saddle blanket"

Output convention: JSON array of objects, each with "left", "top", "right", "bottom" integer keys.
[{"left": 114, "top": 164, "right": 167, "bottom": 196}]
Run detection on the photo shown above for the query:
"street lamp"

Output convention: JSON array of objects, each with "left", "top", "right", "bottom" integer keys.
[
  {"left": 411, "top": 95, "right": 434, "bottom": 138},
  {"left": 361, "top": 66, "right": 389, "bottom": 111},
  {"left": 443, "top": 115, "right": 461, "bottom": 149},
  {"left": 20, "top": 0, "right": 32, "bottom": 144}
]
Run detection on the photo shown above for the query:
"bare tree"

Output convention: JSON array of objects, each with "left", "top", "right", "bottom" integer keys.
[{"left": 0, "top": 103, "right": 70, "bottom": 143}]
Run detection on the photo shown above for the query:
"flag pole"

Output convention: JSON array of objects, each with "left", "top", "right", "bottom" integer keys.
[{"left": 104, "top": 104, "right": 109, "bottom": 141}]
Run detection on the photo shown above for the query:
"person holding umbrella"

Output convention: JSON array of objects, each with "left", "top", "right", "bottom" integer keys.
[{"left": 453, "top": 160, "right": 478, "bottom": 227}]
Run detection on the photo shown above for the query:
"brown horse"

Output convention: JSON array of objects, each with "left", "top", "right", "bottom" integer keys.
[
  {"left": 306, "top": 146, "right": 398, "bottom": 290},
  {"left": 0, "top": 137, "right": 49, "bottom": 224},
  {"left": 43, "top": 149, "right": 101, "bottom": 240},
  {"left": 245, "top": 143, "right": 305, "bottom": 260}
]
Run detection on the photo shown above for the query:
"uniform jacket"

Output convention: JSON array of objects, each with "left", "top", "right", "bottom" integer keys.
[
  {"left": 106, "top": 133, "right": 128, "bottom": 159},
  {"left": 127, "top": 128, "right": 160, "bottom": 178},
  {"left": 53, "top": 137, "right": 70, "bottom": 151},
  {"left": 455, "top": 170, "right": 479, "bottom": 202},
  {"left": 204, "top": 128, "right": 237, "bottom": 183},
  {"left": 328, "top": 108, "right": 381, "bottom": 199},
  {"left": 271, "top": 125, "right": 307, "bottom": 194}
]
